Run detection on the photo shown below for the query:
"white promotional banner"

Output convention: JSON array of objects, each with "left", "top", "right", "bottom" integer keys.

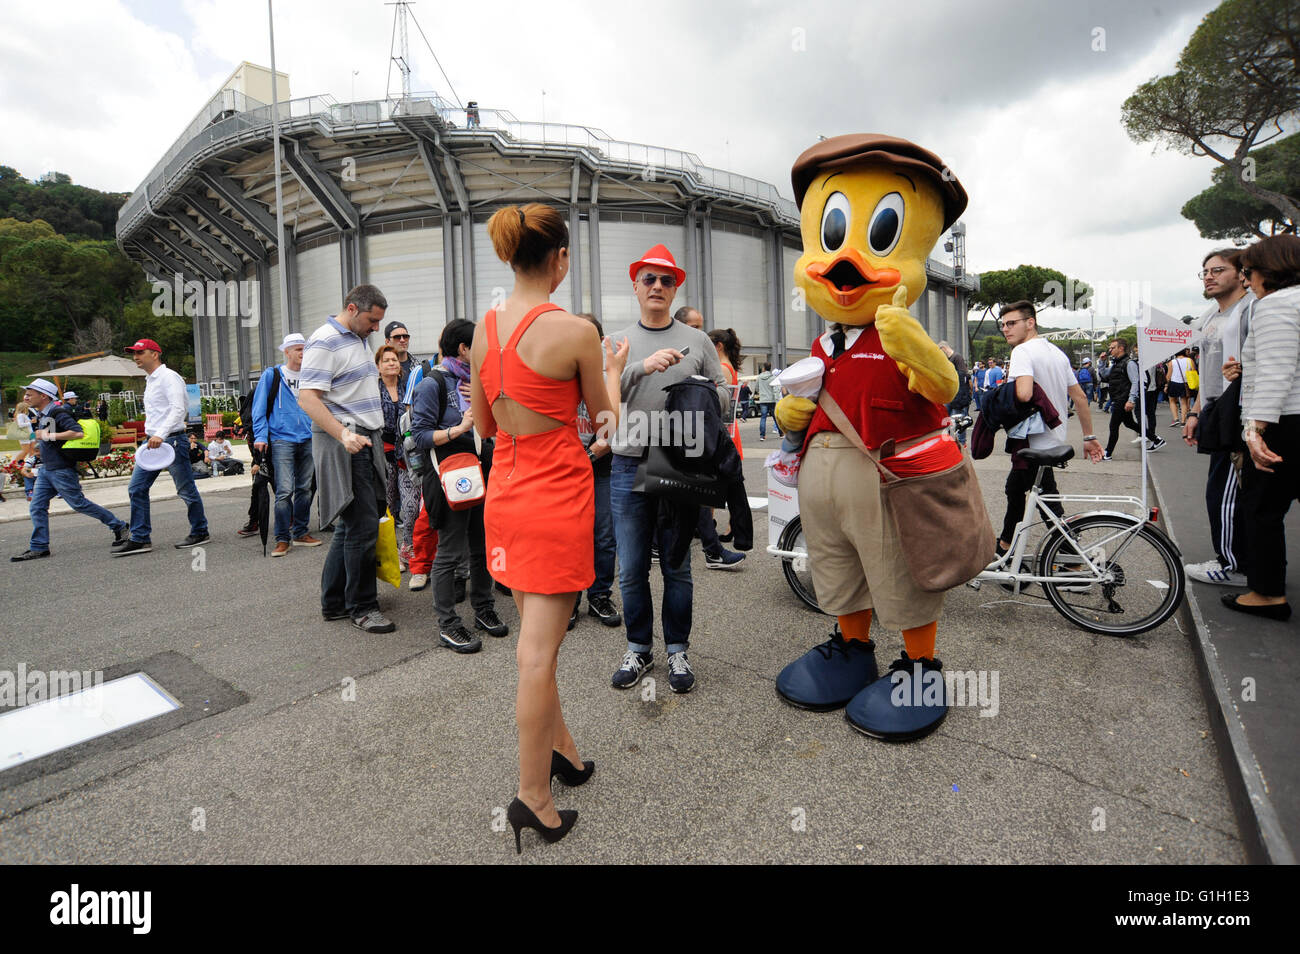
[{"left": 1135, "top": 304, "right": 1196, "bottom": 371}]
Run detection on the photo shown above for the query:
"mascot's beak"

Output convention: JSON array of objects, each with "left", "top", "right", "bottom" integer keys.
[{"left": 805, "top": 247, "right": 901, "bottom": 308}]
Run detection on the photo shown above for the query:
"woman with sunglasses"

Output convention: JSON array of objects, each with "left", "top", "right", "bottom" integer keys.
[{"left": 1225, "top": 237, "right": 1300, "bottom": 621}]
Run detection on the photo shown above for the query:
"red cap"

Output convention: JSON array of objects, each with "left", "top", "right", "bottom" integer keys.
[
  {"left": 125, "top": 339, "right": 162, "bottom": 353},
  {"left": 629, "top": 244, "right": 686, "bottom": 287}
]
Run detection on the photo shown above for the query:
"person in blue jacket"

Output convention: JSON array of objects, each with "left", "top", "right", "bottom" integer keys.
[{"left": 252, "top": 333, "right": 320, "bottom": 555}]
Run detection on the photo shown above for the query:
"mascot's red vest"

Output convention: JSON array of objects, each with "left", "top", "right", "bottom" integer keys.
[{"left": 803, "top": 325, "right": 947, "bottom": 453}]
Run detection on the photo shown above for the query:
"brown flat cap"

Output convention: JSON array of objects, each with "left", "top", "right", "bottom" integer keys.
[{"left": 792, "top": 133, "right": 968, "bottom": 231}]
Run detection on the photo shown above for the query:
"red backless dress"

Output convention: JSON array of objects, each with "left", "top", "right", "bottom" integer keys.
[{"left": 480, "top": 303, "right": 595, "bottom": 594}]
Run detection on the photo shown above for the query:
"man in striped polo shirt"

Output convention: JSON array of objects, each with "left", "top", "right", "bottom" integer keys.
[{"left": 297, "top": 284, "right": 396, "bottom": 634}]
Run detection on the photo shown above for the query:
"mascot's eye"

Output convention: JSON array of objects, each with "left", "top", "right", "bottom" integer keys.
[
  {"left": 820, "top": 192, "right": 850, "bottom": 253},
  {"left": 867, "top": 192, "right": 905, "bottom": 257}
]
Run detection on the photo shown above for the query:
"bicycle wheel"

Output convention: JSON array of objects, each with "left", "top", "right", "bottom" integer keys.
[
  {"left": 1036, "top": 514, "right": 1184, "bottom": 636},
  {"left": 778, "top": 516, "right": 826, "bottom": 614}
]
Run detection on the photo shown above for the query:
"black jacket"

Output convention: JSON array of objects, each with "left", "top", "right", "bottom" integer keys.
[
  {"left": 970, "top": 380, "right": 1063, "bottom": 468},
  {"left": 658, "top": 378, "right": 753, "bottom": 567}
]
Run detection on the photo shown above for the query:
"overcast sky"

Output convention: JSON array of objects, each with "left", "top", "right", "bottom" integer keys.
[{"left": 1, "top": 0, "right": 1234, "bottom": 325}]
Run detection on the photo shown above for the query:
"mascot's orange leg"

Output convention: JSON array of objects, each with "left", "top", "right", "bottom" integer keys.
[
  {"left": 902, "top": 621, "right": 937, "bottom": 660},
  {"left": 838, "top": 609, "right": 872, "bottom": 642}
]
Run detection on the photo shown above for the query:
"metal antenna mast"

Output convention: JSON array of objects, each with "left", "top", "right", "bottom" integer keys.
[{"left": 386, "top": 1, "right": 413, "bottom": 107}]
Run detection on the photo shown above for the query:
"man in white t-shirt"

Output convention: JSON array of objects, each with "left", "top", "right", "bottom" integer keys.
[{"left": 997, "top": 301, "right": 1103, "bottom": 556}]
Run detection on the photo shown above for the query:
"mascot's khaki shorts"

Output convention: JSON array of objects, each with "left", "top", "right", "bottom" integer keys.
[{"left": 799, "top": 432, "right": 944, "bottom": 631}]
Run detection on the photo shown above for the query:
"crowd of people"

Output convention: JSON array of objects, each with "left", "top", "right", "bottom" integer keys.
[{"left": 7, "top": 211, "right": 1296, "bottom": 851}]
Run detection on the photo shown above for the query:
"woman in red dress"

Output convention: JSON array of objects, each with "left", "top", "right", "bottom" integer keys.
[{"left": 471, "top": 203, "right": 628, "bottom": 852}]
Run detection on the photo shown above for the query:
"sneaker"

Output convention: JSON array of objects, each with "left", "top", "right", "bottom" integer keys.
[
  {"left": 1147, "top": 437, "right": 1167, "bottom": 452},
  {"left": 474, "top": 609, "right": 508, "bottom": 638},
  {"left": 704, "top": 549, "right": 746, "bottom": 570},
  {"left": 439, "top": 624, "right": 482, "bottom": 653},
  {"left": 1185, "top": 559, "right": 1248, "bottom": 587},
  {"left": 353, "top": 611, "right": 396, "bottom": 634},
  {"left": 112, "top": 539, "right": 152, "bottom": 557},
  {"left": 454, "top": 577, "right": 467, "bottom": 604},
  {"left": 271, "top": 541, "right": 291, "bottom": 557},
  {"left": 174, "top": 533, "right": 209, "bottom": 549},
  {"left": 237, "top": 523, "right": 259, "bottom": 538},
  {"left": 667, "top": 651, "right": 695, "bottom": 693},
  {"left": 568, "top": 603, "right": 578, "bottom": 631},
  {"left": 611, "top": 650, "right": 653, "bottom": 689},
  {"left": 1169, "top": 420, "right": 1183, "bottom": 427},
  {"left": 409, "top": 573, "right": 429, "bottom": 591},
  {"left": 10, "top": 549, "right": 51, "bottom": 562},
  {"left": 112, "top": 525, "right": 130, "bottom": 548},
  {"left": 587, "top": 595, "right": 622, "bottom": 627},
  {"left": 1101, "top": 453, "right": 1113, "bottom": 461},
  {"left": 293, "top": 535, "right": 323, "bottom": 547}
]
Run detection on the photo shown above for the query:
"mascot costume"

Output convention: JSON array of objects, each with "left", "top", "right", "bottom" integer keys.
[{"left": 774, "top": 134, "right": 989, "bottom": 742}]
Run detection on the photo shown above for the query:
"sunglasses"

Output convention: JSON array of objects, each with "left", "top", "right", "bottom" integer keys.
[
  {"left": 639, "top": 273, "right": 678, "bottom": 288},
  {"left": 1241, "top": 267, "right": 1254, "bottom": 278},
  {"left": 997, "top": 317, "right": 1026, "bottom": 332},
  {"left": 389, "top": 334, "right": 410, "bottom": 341}
]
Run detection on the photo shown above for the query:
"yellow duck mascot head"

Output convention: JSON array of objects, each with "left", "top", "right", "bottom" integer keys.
[{"left": 774, "top": 134, "right": 979, "bottom": 742}]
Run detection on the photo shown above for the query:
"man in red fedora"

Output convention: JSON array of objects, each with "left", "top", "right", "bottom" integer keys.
[
  {"left": 114, "top": 338, "right": 210, "bottom": 556},
  {"left": 607, "top": 244, "right": 733, "bottom": 695}
]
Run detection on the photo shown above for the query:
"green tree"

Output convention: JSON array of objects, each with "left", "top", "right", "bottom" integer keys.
[
  {"left": 1182, "top": 132, "right": 1300, "bottom": 239},
  {"left": 967, "top": 264, "right": 1093, "bottom": 343},
  {"left": 1122, "top": 0, "right": 1300, "bottom": 227}
]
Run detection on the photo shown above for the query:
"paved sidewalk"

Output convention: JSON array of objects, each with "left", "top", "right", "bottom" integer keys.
[
  {"left": 1141, "top": 425, "right": 1298, "bottom": 864},
  {"left": 0, "top": 444, "right": 254, "bottom": 526}
]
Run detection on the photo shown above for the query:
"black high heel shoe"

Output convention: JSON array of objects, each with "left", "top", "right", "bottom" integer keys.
[
  {"left": 507, "top": 797, "right": 577, "bottom": 854},
  {"left": 550, "top": 750, "right": 595, "bottom": 786}
]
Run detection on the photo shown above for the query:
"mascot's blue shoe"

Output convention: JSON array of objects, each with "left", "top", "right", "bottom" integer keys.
[
  {"left": 845, "top": 652, "right": 949, "bottom": 742},
  {"left": 776, "top": 630, "right": 877, "bottom": 711}
]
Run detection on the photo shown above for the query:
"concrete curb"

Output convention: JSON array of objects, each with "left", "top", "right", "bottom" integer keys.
[{"left": 1148, "top": 465, "right": 1296, "bottom": 865}]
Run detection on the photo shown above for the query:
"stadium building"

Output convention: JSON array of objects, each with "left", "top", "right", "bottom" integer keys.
[{"left": 117, "top": 63, "right": 976, "bottom": 391}]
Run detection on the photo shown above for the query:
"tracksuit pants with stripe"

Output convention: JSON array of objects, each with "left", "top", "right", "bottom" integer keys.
[{"left": 1205, "top": 447, "right": 1244, "bottom": 573}]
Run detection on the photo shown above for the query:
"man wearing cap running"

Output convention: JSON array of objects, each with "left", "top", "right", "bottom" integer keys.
[
  {"left": 608, "top": 244, "right": 731, "bottom": 694},
  {"left": 114, "top": 340, "right": 209, "bottom": 557},
  {"left": 253, "top": 333, "right": 320, "bottom": 556},
  {"left": 11, "top": 379, "right": 128, "bottom": 562}
]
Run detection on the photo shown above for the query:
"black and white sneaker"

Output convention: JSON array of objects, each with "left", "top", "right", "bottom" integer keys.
[
  {"left": 1101, "top": 453, "right": 1113, "bottom": 461},
  {"left": 439, "top": 625, "right": 482, "bottom": 654},
  {"left": 587, "top": 595, "right": 622, "bottom": 627},
  {"left": 474, "top": 609, "right": 508, "bottom": 638},
  {"left": 704, "top": 549, "right": 746, "bottom": 570},
  {"left": 174, "top": 533, "right": 209, "bottom": 549},
  {"left": 111, "top": 525, "right": 130, "bottom": 548},
  {"left": 112, "top": 539, "right": 152, "bottom": 557},
  {"left": 1147, "top": 437, "right": 1167, "bottom": 452},
  {"left": 611, "top": 650, "right": 653, "bottom": 689},
  {"left": 667, "top": 651, "right": 695, "bottom": 693}
]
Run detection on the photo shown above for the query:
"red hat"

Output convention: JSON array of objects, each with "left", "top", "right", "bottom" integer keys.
[
  {"left": 628, "top": 244, "right": 686, "bottom": 287},
  {"left": 125, "top": 338, "right": 162, "bottom": 353}
]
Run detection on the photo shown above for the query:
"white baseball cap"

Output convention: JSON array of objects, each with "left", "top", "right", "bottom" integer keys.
[
  {"left": 280, "top": 333, "right": 307, "bottom": 351},
  {"left": 63, "top": 390, "right": 78, "bottom": 399}
]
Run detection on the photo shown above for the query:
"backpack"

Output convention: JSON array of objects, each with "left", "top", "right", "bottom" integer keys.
[{"left": 62, "top": 416, "right": 102, "bottom": 462}]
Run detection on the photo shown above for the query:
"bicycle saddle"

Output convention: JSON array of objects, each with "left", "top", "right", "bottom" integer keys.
[{"left": 1017, "top": 443, "right": 1074, "bottom": 467}]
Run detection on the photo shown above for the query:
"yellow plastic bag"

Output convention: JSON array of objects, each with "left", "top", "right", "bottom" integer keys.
[
  {"left": 375, "top": 508, "right": 401, "bottom": 589},
  {"left": 1187, "top": 367, "right": 1199, "bottom": 391}
]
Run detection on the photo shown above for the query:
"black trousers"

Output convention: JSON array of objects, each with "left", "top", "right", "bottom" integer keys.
[
  {"left": 1239, "top": 415, "right": 1300, "bottom": 597},
  {"left": 1204, "top": 443, "right": 1245, "bottom": 572},
  {"left": 1105, "top": 402, "right": 1147, "bottom": 454},
  {"left": 1002, "top": 464, "right": 1064, "bottom": 545}
]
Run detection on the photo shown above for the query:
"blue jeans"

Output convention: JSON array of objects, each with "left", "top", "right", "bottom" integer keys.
[
  {"left": 758, "top": 402, "right": 782, "bottom": 440},
  {"left": 321, "top": 444, "right": 381, "bottom": 618},
  {"left": 127, "top": 432, "right": 208, "bottom": 542},
  {"left": 589, "top": 465, "right": 616, "bottom": 600},
  {"left": 271, "top": 440, "right": 315, "bottom": 542},
  {"left": 611, "top": 454, "right": 691, "bottom": 654},
  {"left": 29, "top": 466, "right": 126, "bottom": 551}
]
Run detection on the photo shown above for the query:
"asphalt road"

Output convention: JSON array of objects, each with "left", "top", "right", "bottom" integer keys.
[{"left": 0, "top": 416, "right": 1244, "bottom": 863}]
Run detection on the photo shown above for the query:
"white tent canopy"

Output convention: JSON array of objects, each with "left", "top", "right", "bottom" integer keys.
[{"left": 33, "top": 354, "right": 148, "bottom": 380}]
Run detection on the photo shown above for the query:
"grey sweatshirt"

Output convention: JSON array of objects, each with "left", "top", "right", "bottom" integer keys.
[{"left": 613, "top": 320, "right": 731, "bottom": 458}]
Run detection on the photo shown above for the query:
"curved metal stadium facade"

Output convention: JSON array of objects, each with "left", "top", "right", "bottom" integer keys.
[{"left": 117, "top": 76, "right": 976, "bottom": 389}]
